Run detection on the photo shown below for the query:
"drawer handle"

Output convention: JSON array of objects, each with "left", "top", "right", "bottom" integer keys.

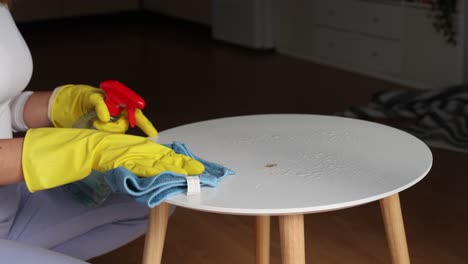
[
  {"left": 371, "top": 51, "right": 379, "bottom": 57},
  {"left": 372, "top": 17, "right": 380, "bottom": 23}
]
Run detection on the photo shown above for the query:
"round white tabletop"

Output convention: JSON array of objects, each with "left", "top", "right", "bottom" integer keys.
[{"left": 155, "top": 114, "right": 432, "bottom": 216}]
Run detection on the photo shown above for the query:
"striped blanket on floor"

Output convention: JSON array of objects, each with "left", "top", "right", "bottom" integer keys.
[{"left": 338, "top": 85, "right": 468, "bottom": 153}]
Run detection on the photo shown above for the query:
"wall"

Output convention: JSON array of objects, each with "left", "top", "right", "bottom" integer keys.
[
  {"left": 143, "top": 0, "right": 211, "bottom": 25},
  {"left": 11, "top": 0, "right": 211, "bottom": 25},
  {"left": 11, "top": 0, "right": 139, "bottom": 22}
]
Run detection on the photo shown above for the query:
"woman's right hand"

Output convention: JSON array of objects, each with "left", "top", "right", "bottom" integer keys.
[{"left": 22, "top": 128, "right": 204, "bottom": 192}]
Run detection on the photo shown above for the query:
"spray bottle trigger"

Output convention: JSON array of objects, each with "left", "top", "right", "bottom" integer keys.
[
  {"left": 127, "top": 107, "right": 136, "bottom": 128},
  {"left": 99, "top": 80, "right": 146, "bottom": 128}
]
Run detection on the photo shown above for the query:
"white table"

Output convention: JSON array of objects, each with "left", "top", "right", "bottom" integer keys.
[{"left": 142, "top": 114, "right": 432, "bottom": 264}]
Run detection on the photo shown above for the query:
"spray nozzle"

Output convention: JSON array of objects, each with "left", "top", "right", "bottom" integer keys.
[{"left": 99, "top": 80, "right": 145, "bottom": 128}]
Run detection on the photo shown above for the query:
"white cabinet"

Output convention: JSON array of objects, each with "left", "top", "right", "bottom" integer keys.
[
  {"left": 211, "top": 0, "right": 273, "bottom": 49},
  {"left": 310, "top": 0, "right": 404, "bottom": 78},
  {"left": 274, "top": 0, "right": 467, "bottom": 89}
]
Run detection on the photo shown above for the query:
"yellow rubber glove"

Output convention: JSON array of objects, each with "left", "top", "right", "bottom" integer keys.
[
  {"left": 49, "top": 84, "right": 158, "bottom": 137},
  {"left": 22, "top": 128, "right": 205, "bottom": 192}
]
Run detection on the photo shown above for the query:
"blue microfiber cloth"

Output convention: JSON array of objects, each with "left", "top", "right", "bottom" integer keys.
[{"left": 102, "top": 142, "right": 235, "bottom": 208}]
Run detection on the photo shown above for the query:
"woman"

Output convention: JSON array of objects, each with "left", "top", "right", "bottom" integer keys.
[{"left": 0, "top": 0, "right": 203, "bottom": 260}]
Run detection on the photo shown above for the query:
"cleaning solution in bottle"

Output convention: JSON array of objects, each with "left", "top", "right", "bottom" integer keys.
[{"left": 61, "top": 80, "right": 147, "bottom": 207}]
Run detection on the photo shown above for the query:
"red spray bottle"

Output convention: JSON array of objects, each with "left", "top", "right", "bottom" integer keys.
[
  {"left": 65, "top": 80, "right": 147, "bottom": 207},
  {"left": 73, "top": 80, "right": 146, "bottom": 129}
]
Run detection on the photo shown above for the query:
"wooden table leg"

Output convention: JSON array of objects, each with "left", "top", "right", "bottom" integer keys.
[
  {"left": 279, "top": 214, "right": 306, "bottom": 264},
  {"left": 142, "top": 202, "right": 171, "bottom": 264},
  {"left": 256, "top": 215, "right": 271, "bottom": 264},
  {"left": 380, "top": 193, "right": 410, "bottom": 264}
]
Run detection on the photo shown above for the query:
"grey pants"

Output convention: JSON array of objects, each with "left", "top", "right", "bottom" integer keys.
[{"left": 2, "top": 182, "right": 149, "bottom": 260}]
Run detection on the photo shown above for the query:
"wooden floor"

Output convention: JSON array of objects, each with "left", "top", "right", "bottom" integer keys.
[{"left": 18, "top": 12, "right": 468, "bottom": 264}]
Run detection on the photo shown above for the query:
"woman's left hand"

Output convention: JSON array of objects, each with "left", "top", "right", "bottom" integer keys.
[{"left": 49, "top": 84, "right": 157, "bottom": 137}]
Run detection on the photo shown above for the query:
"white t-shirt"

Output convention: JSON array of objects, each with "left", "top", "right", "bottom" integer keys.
[
  {"left": 0, "top": 4, "right": 33, "bottom": 139},
  {"left": 0, "top": 4, "right": 33, "bottom": 238}
]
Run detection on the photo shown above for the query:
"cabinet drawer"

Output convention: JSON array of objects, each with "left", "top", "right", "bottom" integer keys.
[
  {"left": 312, "top": 0, "right": 356, "bottom": 30},
  {"left": 312, "top": 27, "right": 354, "bottom": 65},
  {"left": 352, "top": 1, "right": 402, "bottom": 39},
  {"left": 312, "top": 0, "right": 402, "bottom": 39},
  {"left": 350, "top": 35, "right": 402, "bottom": 75},
  {"left": 312, "top": 27, "right": 402, "bottom": 75}
]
